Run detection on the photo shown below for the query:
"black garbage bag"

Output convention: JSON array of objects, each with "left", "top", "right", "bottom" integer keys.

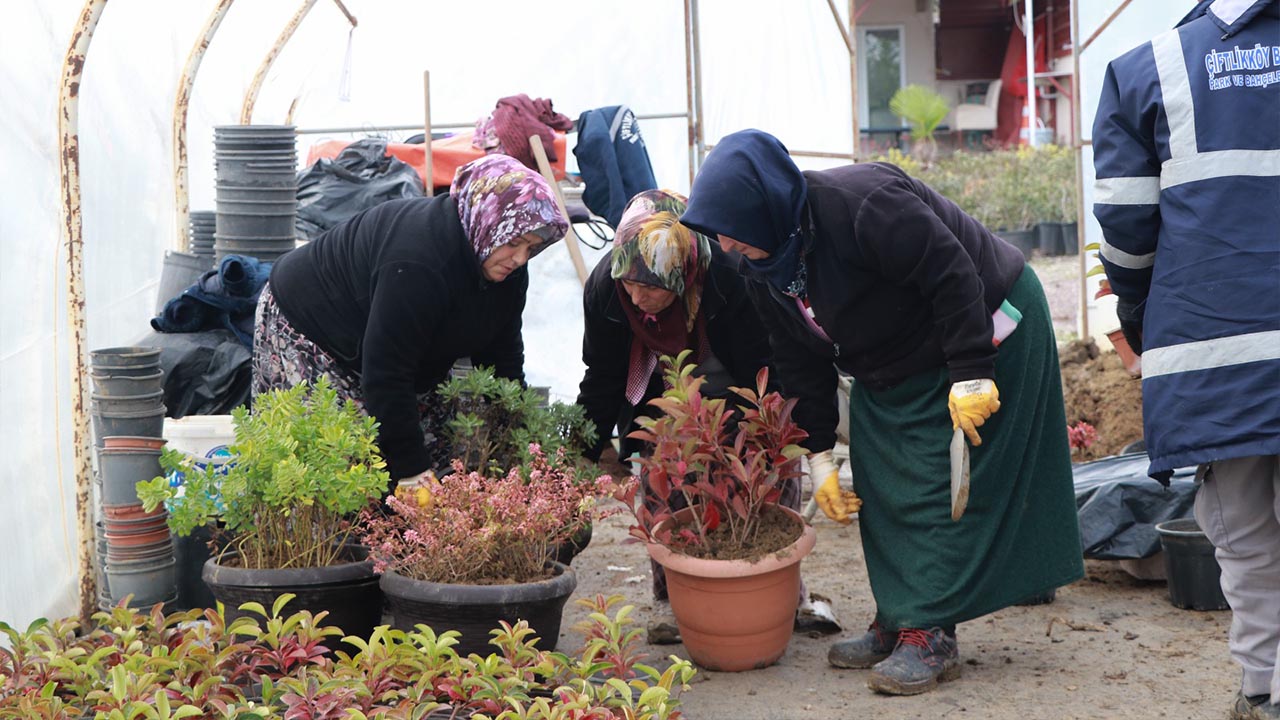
[
  {"left": 296, "top": 138, "right": 424, "bottom": 239},
  {"left": 1074, "top": 453, "right": 1199, "bottom": 560},
  {"left": 134, "top": 329, "right": 251, "bottom": 418}
]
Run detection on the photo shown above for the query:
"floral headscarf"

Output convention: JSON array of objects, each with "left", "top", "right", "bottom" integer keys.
[
  {"left": 450, "top": 154, "right": 568, "bottom": 263},
  {"left": 609, "top": 190, "right": 712, "bottom": 404}
]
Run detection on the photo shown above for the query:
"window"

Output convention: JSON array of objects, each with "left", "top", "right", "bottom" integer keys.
[{"left": 860, "top": 26, "right": 905, "bottom": 130}]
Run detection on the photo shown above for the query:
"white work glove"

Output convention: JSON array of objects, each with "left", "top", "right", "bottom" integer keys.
[{"left": 809, "top": 450, "right": 861, "bottom": 525}]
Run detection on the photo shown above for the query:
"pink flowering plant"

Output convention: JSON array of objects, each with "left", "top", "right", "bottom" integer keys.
[
  {"left": 360, "top": 444, "right": 617, "bottom": 585},
  {"left": 1068, "top": 421, "right": 1099, "bottom": 452}
]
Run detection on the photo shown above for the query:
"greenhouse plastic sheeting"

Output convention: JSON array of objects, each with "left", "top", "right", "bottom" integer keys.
[
  {"left": 1074, "top": 454, "right": 1198, "bottom": 560},
  {"left": 1, "top": 0, "right": 1188, "bottom": 628}
]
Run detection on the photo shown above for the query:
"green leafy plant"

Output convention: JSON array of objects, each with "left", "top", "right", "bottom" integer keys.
[
  {"left": 436, "top": 367, "right": 597, "bottom": 478},
  {"left": 889, "top": 84, "right": 951, "bottom": 142},
  {"left": 137, "top": 378, "right": 390, "bottom": 570}
]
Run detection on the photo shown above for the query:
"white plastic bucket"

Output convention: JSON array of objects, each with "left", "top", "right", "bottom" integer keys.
[{"left": 163, "top": 416, "right": 235, "bottom": 462}]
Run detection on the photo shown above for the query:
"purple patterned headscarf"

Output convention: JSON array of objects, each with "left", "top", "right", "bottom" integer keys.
[{"left": 450, "top": 154, "right": 568, "bottom": 263}]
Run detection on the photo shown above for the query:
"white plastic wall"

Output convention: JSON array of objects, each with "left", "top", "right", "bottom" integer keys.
[{"left": 0, "top": 0, "right": 1190, "bottom": 627}]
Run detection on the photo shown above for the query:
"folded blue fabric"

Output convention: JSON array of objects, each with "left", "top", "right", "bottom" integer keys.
[{"left": 152, "top": 255, "right": 271, "bottom": 347}]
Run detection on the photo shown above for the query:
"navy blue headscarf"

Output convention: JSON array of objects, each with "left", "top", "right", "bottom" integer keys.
[{"left": 680, "top": 130, "right": 809, "bottom": 296}]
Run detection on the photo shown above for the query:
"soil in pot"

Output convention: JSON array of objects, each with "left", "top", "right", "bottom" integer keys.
[
  {"left": 673, "top": 503, "right": 803, "bottom": 561},
  {"left": 381, "top": 561, "right": 577, "bottom": 657},
  {"left": 202, "top": 545, "right": 382, "bottom": 649}
]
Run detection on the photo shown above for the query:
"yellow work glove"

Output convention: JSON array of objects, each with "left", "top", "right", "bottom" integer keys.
[
  {"left": 809, "top": 450, "right": 862, "bottom": 525},
  {"left": 394, "top": 471, "right": 435, "bottom": 508},
  {"left": 948, "top": 378, "right": 1001, "bottom": 446}
]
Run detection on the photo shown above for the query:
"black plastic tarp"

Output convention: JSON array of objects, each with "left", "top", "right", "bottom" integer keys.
[
  {"left": 295, "top": 138, "right": 424, "bottom": 240},
  {"left": 1074, "top": 453, "right": 1198, "bottom": 560},
  {"left": 135, "top": 329, "right": 251, "bottom": 418}
]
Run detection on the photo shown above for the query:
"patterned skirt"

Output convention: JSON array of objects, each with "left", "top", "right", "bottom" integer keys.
[{"left": 252, "top": 282, "right": 453, "bottom": 474}]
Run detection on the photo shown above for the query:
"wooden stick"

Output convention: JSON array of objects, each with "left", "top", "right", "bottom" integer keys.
[
  {"left": 528, "top": 135, "right": 588, "bottom": 286},
  {"left": 423, "top": 70, "right": 433, "bottom": 197}
]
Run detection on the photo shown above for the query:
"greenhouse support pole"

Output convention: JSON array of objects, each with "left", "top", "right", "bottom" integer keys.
[
  {"left": 58, "top": 0, "right": 108, "bottom": 626},
  {"left": 423, "top": 70, "right": 434, "bottom": 197},
  {"left": 683, "top": 0, "right": 697, "bottom": 184},
  {"left": 1071, "top": 0, "right": 1087, "bottom": 338},
  {"left": 241, "top": 0, "right": 319, "bottom": 125},
  {"left": 1025, "top": 0, "right": 1038, "bottom": 146},
  {"left": 173, "top": 0, "right": 236, "bottom": 252}
]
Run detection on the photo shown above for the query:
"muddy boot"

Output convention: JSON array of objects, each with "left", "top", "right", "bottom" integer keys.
[
  {"left": 1233, "top": 692, "right": 1280, "bottom": 719},
  {"left": 866, "top": 627, "right": 961, "bottom": 696},
  {"left": 827, "top": 621, "right": 898, "bottom": 669}
]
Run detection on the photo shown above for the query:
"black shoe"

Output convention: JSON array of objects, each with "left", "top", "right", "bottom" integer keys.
[
  {"left": 828, "top": 621, "right": 898, "bottom": 669},
  {"left": 1233, "top": 692, "right": 1280, "bottom": 719},
  {"left": 867, "top": 627, "right": 961, "bottom": 696}
]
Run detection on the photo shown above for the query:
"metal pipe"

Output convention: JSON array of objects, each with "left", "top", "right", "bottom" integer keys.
[
  {"left": 294, "top": 113, "right": 691, "bottom": 137},
  {"left": 423, "top": 71, "right": 433, "bottom": 197},
  {"left": 240, "top": 0, "right": 320, "bottom": 125},
  {"left": 58, "top": 0, "right": 108, "bottom": 627},
  {"left": 691, "top": 0, "right": 706, "bottom": 164},
  {"left": 329, "top": 0, "right": 357, "bottom": 28},
  {"left": 1071, "top": 0, "right": 1088, "bottom": 339},
  {"left": 849, "top": 0, "right": 859, "bottom": 160},
  {"left": 684, "top": 0, "right": 697, "bottom": 185},
  {"left": 1080, "top": 0, "right": 1134, "bottom": 52},
  {"left": 173, "top": 0, "right": 236, "bottom": 253},
  {"left": 1024, "top": 0, "right": 1038, "bottom": 147}
]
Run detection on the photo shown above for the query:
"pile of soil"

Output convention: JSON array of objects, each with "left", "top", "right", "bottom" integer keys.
[
  {"left": 675, "top": 503, "right": 803, "bottom": 561},
  {"left": 1060, "top": 339, "right": 1144, "bottom": 461}
]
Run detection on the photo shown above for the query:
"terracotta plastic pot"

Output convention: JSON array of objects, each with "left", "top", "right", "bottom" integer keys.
[
  {"left": 102, "top": 436, "right": 167, "bottom": 451},
  {"left": 647, "top": 506, "right": 816, "bottom": 672},
  {"left": 105, "top": 527, "right": 172, "bottom": 547},
  {"left": 381, "top": 561, "right": 577, "bottom": 657},
  {"left": 1105, "top": 329, "right": 1143, "bottom": 377},
  {"left": 108, "top": 541, "right": 174, "bottom": 562},
  {"left": 102, "top": 502, "right": 166, "bottom": 522}
]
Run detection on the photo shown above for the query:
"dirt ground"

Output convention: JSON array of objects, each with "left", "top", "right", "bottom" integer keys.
[
  {"left": 559, "top": 510, "right": 1237, "bottom": 720},
  {"left": 550, "top": 257, "right": 1235, "bottom": 719}
]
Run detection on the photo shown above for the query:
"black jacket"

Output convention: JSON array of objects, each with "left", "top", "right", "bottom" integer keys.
[
  {"left": 749, "top": 163, "right": 1026, "bottom": 452},
  {"left": 576, "top": 244, "right": 774, "bottom": 461},
  {"left": 269, "top": 196, "right": 528, "bottom": 478}
]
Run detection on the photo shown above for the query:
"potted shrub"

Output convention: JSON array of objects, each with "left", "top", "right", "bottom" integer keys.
[
  {"left": 136, "top": 377, "right": 390, "bottom": 644},
  {"left": 361, "top": 444, "right": 617, "bottom": 657},
  {"left": 438, "top": 367, "right": 601, "bottom": 564},
  {"left": 614, "top": 352, "right": 817, "bottom": 672}
]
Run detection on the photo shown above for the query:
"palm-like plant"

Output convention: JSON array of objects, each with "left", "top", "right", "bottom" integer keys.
[{"left": 889, "top": 84, "right": 952, "bottom": 165}]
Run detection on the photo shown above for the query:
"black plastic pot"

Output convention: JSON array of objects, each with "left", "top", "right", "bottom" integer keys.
[
  {"left": 998, "top": 228, "right": 1036, "bottom": 260},
  {"left": 202, "top": 545, "right": 381, "bottom": 647},
  {"left": 173, "top": 524, "right": 219, "bottom": 610},
  {"left": 1060, "top": 222, "right": 1079, "bottom": 255},
  {"left": 550, "top": 524, "right": 593, "bottom": 566},
  {"left": 1036, "top": 222, "right": 1067, "bottom": 256},
  {"left": 381, "top": 562, "right": 577, "bottom": 656},
  {"left": 1156, "top": 518, "right": 1229, "bottom": 611}
]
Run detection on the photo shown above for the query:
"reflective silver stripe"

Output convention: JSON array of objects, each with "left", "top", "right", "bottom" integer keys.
[
  {"left": 1144, "top": 330, "right": 1280, "bottom": 378},
  {"left": 1094, "top": 176, "right": 1161, "bottom": 205},
  {"left": 1163, "top": 149, "right": 1280, "bottom": 188},
  {"left": 1100, "top": 238, "right": 1156, "bottom": 269},
  {"left": 1209, "top": 0, "right": 1254, "bottom": 25},
  {"left": 1152, "top": 29, "right": 1197, "bottom": 158}
]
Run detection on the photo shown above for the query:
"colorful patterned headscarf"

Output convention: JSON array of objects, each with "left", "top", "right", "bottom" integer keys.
[
  {"left": 450, "top": 154, "right": 568, "bottom": 263},
  {"left": 609, "top": 190, "right": 712, "bottom": 404}
]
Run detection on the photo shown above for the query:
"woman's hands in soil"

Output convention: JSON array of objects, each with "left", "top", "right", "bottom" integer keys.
[
  {"left": 948, "top": 379, "right": 1001, "bottom": 445},
  {"left": 810, "top": 450, "right": 862, "bottom": 524}
]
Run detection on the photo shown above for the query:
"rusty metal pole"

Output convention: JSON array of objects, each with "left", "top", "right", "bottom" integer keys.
[
  {"left": 240, "top": 0, "right": 320, "bottom": 125},
  {"left": 683, "top": 0, "right": 697, "bottom": 185},
  {"left": 58, "top": 0, "right": 108, "bottom": 626},
  {"left": 423, "top": 70, "right": 434, "bottom": 197},
  {"left": 691, "top": 0, "right": 706, "bottom": 164},
  {"left": 173, "top": 0, "right": 236, "bottom": 253}
]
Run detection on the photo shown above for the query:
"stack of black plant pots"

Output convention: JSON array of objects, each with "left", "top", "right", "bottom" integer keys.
[
  {"left": 213, "top": 125, "right": 298, "bottom": 262},
  {"left": 189, "top": 210, "right": 217, "bottom": 261}
]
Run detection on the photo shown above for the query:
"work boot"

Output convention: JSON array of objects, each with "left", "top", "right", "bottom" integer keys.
[
  {"left": 866, "top": 627, "right": 961, "bottom": 696},
  {"left": 828, "top": 621, "right": 898, "bottom": 669},
  {"left": 1232, "top": 691, "right": 1280, "bottom": 719}
]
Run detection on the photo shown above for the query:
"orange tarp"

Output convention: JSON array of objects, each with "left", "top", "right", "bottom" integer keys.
[{"left": 305, "top": 131, "right": 568, "bottom": 190}]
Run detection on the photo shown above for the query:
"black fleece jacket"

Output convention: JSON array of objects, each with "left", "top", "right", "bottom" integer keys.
[
  {"left": 747, "top": 162, "right": 1026, "bottom": 452},
  {"left": 268, "top": 196, "right": 528, "bottom": 478},
  {"left": 576, "top": 244, "right": 774, "bottom": 461}
]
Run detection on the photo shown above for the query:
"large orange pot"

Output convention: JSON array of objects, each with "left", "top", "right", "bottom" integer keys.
[{"left": 646, "top": 505, "right": 816, "bottom": 672}]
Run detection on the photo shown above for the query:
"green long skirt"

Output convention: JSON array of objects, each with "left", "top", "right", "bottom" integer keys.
[{"left": 849, "top": 266, "right": 1084, "bottom": 630}]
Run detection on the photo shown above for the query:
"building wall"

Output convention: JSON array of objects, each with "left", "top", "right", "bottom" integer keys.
[{"left": 856, "top": 0, "right": 938, "bottom": 94}]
